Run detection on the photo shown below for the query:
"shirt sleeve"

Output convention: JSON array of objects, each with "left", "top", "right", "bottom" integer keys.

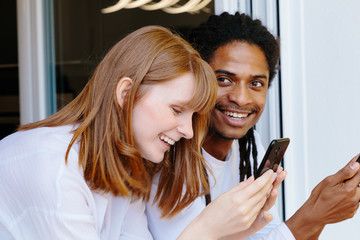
[
  {"left": 246, "top": 223, "right": 295, "bottom": 240},
  {"left": 8, "top": 209, "right": 99, "bottom": 240},
  {"left": 121, "top": 198, "right": 153, "bottom": 240},
  {"left": 145, "top": 174, "right": 206, "bottom": 240},
  {"left": 0, "top": 145, "right": 100, "bottom": 240}
]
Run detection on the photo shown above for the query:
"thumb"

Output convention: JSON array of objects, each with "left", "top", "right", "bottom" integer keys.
[{"left": 333, "top": 155, "right": 360, "bottom": 183}]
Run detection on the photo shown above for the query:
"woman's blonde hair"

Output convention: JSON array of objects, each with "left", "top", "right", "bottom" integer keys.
[{"left": 19, "top": 25, "right": 217, "bottom": 217}]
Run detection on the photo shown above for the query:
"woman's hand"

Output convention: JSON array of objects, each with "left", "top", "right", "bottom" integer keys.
[
  {"left": 177, "top": 170, "right": 277, "bottom": 240},
  {"left": 221, "top": 167, "right": 287, "bottom": 240}
]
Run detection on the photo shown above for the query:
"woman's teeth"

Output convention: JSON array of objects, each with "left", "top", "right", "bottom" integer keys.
[
  {"left": 224, "top": 111, "right": 249, "bottom": 119},
  {"left": 160, "top": 135, "right": 175, "bottom": 145}
]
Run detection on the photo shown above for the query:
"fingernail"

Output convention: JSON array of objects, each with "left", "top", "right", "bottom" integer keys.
[
  {"left": 273, "top": 172, "right": 277, "bottom": 180},
  {"left": 350, "top": 162, "right": 359, "bottom": 170}
]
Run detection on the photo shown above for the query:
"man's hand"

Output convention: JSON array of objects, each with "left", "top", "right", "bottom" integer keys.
[{"left": 286, "top": 154, "right": 360, "bottom": 240}]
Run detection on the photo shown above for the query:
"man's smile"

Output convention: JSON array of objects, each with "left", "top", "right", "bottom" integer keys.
[{"left": 223, "top": 110, "right": 250, "bottom": 119}]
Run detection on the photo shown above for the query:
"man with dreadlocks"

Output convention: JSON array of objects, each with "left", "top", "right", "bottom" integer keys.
[{"left": 146, "top": 12, "right": 360, "bottom": 240}]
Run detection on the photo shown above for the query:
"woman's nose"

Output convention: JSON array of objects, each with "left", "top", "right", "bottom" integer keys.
[{"left": 177, "top": 115, "right": 194, "bottom": 139}]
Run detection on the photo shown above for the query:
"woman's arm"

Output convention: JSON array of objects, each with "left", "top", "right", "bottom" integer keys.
[{"left": 177, "top": 170, "right": 278, "bottom": 240}]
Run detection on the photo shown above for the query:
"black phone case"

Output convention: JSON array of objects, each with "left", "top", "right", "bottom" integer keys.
[
  {"left": 254, "top": 138, "right": 290, "bottom": 178},
  {"left": 356, "top": 154, "right": 360, "bottom": 163}
]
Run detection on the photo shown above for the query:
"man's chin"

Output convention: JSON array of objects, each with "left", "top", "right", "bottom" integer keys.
[{"left": 214, "top": 130, "right": 247, "bottom": 141}]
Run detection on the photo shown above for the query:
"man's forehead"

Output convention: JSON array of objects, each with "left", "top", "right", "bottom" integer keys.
[{"left": 210, "top": 42, "right": 269, "bottom": 76}]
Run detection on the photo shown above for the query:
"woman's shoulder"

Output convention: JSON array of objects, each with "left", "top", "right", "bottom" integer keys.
[
  {"left": 3, "top": 124, "right": 75, "bottom": 144},
  {"left": 0, "top": 125, "right": 77, "bottom": 159},
  {"left": 0, "top": 125, "right": 85, "bottom": 207},
  {"left": 0, "top": 125, "right": 96, "bottom": 229}
]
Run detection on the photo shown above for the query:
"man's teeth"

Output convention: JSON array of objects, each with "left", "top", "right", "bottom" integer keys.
[
  {"left": 160, "top": 135, "right": 175, "bottom": 145},
  {"left": 224, "top": 111, "right": 249, "bottom": 119}
]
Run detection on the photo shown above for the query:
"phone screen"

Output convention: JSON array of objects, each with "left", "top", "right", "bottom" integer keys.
[{"left": 254, "top": 138, "right": 290, "bottom": 178}]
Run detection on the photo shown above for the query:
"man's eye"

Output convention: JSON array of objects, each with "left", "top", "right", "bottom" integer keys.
[
  {"left": 251, "top": 81, "right": 263, "bottom": 87},
  {"left": 217, "top": 77, "right": 231, "bottom": 83}
]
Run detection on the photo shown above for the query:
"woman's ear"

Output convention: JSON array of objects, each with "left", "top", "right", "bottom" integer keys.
[{"left": 116, "top": 77, "right": 133, "bottom": 108}]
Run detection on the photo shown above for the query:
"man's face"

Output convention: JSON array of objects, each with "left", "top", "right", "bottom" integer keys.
[{"left": 208, "top": 41, "right": 269, "bottom": 140}]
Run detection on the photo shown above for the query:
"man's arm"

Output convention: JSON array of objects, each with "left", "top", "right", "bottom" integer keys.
[{"left": 285, "top": 155, "right": 360, "bottom": 240}]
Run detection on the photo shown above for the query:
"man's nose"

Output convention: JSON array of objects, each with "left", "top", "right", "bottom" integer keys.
[{"left": 228, "top": 84, "right": 251, "bottom": 105}]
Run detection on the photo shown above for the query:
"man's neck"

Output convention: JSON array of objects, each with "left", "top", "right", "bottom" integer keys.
[{"left": 202, "top": 133, "right": 234, "bottom": 161}]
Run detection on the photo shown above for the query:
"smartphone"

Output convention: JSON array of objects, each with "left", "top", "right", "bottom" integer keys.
[
  {"left": 356, "top": 154, "right": 360, "bottom": 163},
  {"left": 254, "top": 138, "right": 290, "bottom": 179}
]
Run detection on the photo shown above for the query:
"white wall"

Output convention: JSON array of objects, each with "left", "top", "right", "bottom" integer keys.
[{"left": 279, "top": 0, "right": 360, "bottom": 239}]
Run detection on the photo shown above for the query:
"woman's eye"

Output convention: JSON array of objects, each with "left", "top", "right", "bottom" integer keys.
[{"left": 172, "top": 107, "right": 182, "bottom": 115}]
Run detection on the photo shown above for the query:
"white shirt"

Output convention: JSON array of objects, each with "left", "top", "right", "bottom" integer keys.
[
  {"left": 146, "top": 131, "right": 295, "bottom": 240},
  {"left": 0, "top": 125, "right": 153, "bottom": 240}
]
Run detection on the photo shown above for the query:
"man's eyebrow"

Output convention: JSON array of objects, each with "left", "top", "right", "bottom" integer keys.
[
  {"left": 214, "top": 70, "right": 236, "bottom": 76},
  {"left": 252, "top": 74, "right": 268, "bottom": 79},
  {"left": 215, "top": 70, "right": 268, "bottom": 80}
]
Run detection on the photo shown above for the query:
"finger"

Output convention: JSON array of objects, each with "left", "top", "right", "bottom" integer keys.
[
  {"left": 255, "top": 171, "right": 277, "bottom": 197},
  {"left": 276, "top": 166, "right": 283, "bottom": 174},
  {"left": 236, "top": 170, "right": 275, "bottom": 200},
  {"left": 331, "top": 155, "right": 360, "bottom": 184},
  {"left": 252, "top": 210, "right": 273, "bottom": 230},
  {"left": 355, "top": 185, "right": 360, "bottom": 201},
  {"left": 345, "top": 167, "right": 360, "bottom": 187},
  {"left": 233, "top": 182, "right": 275, "bottom": 225},
  {"left": 273, "top": 170, "right": 287, "bottom": 190},
  {"left": 230, "top": 171, "right": 273, "bottom": 196},
  {"left": 261, "top": 211, "right": 273, "bottom": 225},
  {"left": 229, "top": 175, "right": 255, "bottom": 193},
  {"left": 255, "top": 170, "right": 277, "bottom": 193},
  {"left": 247, "top": 177, "right": 277, "bottom": 212},
  {"left": 343, "top": 155, "right": 360, "bottom": 186},
  {"left": 244, "top": 192, "right": 272, "bottom": 223},
  {"left": 255, "top": 170, "right": 276, "bottom": 186},
  {"left": 249, "top": 211, "right": 273, "bottom": 234},
  {"left": 262, "top": 189, "right": 279, "bottom": 212}
]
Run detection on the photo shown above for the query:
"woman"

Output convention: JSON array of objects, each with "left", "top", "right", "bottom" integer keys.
[
  {"left": 0, "top": 25, "right": 218, "bottom": 239},
  {"left": 0, "top": 26, "right": 276, "bottom": 240}
]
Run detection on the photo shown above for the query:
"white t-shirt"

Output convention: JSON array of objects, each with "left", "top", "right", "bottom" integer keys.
[
  {"left": 0, "top": 125, "right": 153, "bottom": 240},
  {"left": 146, "top": 131, "right": 295, "bottom": 240}
]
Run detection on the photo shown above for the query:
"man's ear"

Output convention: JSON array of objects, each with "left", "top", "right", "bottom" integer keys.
[{"left": 116, "top": 77, "right": 133, "bottom": 108}]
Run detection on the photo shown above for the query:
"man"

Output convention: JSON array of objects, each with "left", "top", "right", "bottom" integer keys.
[{"left": 146, "top": 12, "right": 360, "bottom": 240}]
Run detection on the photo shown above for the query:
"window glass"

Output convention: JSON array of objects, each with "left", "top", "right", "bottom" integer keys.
[
  {"left": 0, "top": 1, "right": 18, "bottom": 139},
  {"left": 53, "top": 0, "right": 214, "bottom": 109}
]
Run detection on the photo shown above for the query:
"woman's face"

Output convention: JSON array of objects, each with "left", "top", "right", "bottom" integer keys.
[{"left": 131, "top": 73, "right": 196, "bottom": 163}]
